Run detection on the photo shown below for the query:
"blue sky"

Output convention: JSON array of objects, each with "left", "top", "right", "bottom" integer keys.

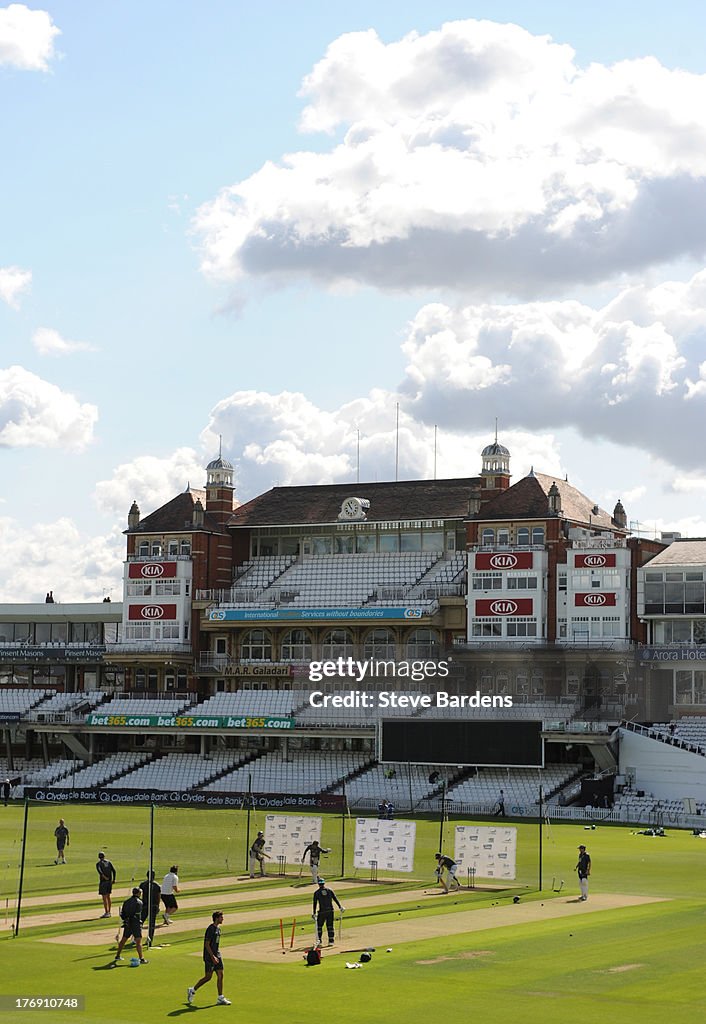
[{"left": 3, "top": 1, "right": 706, "bottom": 600}]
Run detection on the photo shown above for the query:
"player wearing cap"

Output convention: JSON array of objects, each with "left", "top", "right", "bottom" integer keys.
[
  {"left": 312, "top": 879, "right": 344, "bottom": 946},
  {"left": 187, "top": 911, "right": 231, "bottom": 1006},
  {"left": 302, "top": 839, "right": 331, "bottom": 883},
  {"left": 249, "top": 832, "right": 269, "bottom": 878},
  {"left": 114, "top": 887, "right": 148, "bottom": 964},
  {"left": 96, "top": 851, "right": 116, "bottom": 918},
  {"left": 434, "top": 853, "right": 460, "bottom": 892},
  {"left": 575, "top": 845, "right": 591, "bottom": 901}
]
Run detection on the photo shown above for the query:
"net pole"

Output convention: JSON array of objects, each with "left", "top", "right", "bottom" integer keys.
[
  {"left": 538, "top": 784, "right": 543, "bottom": 891},
  {"left": 148, "top": 804, "right": 155, "bottom": 929},
  {"left": 340, "top": 780, "right": 346, "bottom": 877},
  {"left": 437, "top": 778, "right": 446, "bottom": 854},
  {"left": 244, "top": 773, "right": 252, "bottom": 873},
  {"left": 14, "top": 799, "right": 29, "bottom": 938}
]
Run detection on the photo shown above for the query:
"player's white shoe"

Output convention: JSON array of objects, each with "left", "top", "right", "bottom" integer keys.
[
  {"left": 217, "top": 996, "right": 231, "bottom": 1005},
  {"left": 187, "top": 988, "right": 195, "bottom": 1005}
]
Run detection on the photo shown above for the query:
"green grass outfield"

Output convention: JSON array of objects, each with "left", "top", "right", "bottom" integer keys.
[{"left": 1, "top": 803, "right": 705, "bottom": 1023}]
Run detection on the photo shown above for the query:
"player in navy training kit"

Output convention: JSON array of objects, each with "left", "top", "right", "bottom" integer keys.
[
  {"left": 114, "top": 888, "right": 148, "bottom": 964},
  {"left": 576, "top": 845, "right": 591, "bottom": 901},
  {"left": 187, "top": 912, "right": 231, "bottom": 1006},
  {"left": 312, "top": 879, "right": 344, "bottom": 946}
]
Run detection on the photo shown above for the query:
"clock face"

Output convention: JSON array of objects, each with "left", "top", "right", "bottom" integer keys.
[{"left": 342, "top": 498, "right": 360, "bottom": 518}]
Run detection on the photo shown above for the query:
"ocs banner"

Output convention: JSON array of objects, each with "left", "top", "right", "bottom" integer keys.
[
  {"left": 353, "top": 818, "right": 416, "bottom": 873},
  {"left": 264, "top": 814, "right": 322, "bottom": 864},
  {"left": 454, "top": 825, "right": 517, "bottom": 880}
]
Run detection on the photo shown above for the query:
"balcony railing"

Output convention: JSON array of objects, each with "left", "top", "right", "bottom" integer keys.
[
  {"left": 105, "top": 641, "right": 191, "bottom": 655},
  {"left": 127, "top": 553, "right": 192, "bottom": 561}
]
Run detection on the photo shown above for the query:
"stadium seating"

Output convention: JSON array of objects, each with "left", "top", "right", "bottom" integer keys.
[
  {"left": 53, "top": 752, "right": 152, "bottom": 789},
  {"left": 0, "top": 689, "right": 51, "bottom": 716},
  {"left": 91, "top": 696, "right": 192, "bottom": 716},
  {"left": 201, "top": 750, "right": 368, "bottom": 794},
  {"left": 219, "top": 552, "right": 446, "bottom": 608},
  {"left": 190, "top": 691, "right": 296, "bottom": 717},
  {"left": 103, "top": 752, "right": 248, "bottom": 790}
]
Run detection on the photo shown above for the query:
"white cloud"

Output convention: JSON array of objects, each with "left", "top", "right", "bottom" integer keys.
[
  {"left": 32, "top": 326, "right": 95, "bottom": 356},
  {"left": 0, "top": 365, "right": 97, "bottom": 450},
  {"left": 0, "top": 3, "right": 59, "bottom": 71},
  {"left": 0, "top": 515, "right": 123, "bottom": 602},
  {"left": 199, "top": 386, "right": 563, "bottom": 500},
  {"left": 193, "top": 19, "right": 706, "bottom": 296},
  {"left": 93, "top": 447, "right": 206, "bottom": 520},
  {"left": 670, "top": 475, "right": 706, "bottom": 495},
  {"left": 0, "top": 265, "right": 31, "bottom": 308},
  {"left": 398, "top": 269, "right": 706, "bottom": 471}
]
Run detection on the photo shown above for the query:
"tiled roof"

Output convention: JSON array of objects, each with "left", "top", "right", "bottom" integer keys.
[
  {"left": 474, "top": 472, "right": 618, "bottom": 530},
  {"left": 643, "top": 539, "right": 706, "bottom": 566},
  {"left": 127, "top": 489, "right": 231, "bottom": 535},
  {"left": 228, "top": 477, "right": 482, "bottom": 528}
]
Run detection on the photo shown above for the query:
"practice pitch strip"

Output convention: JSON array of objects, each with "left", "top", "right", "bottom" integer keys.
[
  {"left": 37, "top": 887, "right": 668, "bottom": 961},
  {"left": 219, "top": 893, "right": 669, "bottom": 963}
]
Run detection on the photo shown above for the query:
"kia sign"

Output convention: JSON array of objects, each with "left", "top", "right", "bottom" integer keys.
[
  {"left": 475, "top": 598, "right": 533, "bottom": 616},
  {"left": 575, "top": 553, "right": 616, "bottom": 568},
  {"left": 575, "top": 593, "right": 617, "bottom": 607},
  {"left": 128, "top": 561, "right": 177, "bottom": 579},
  {"left": 128, "top": 603, "right": 178, "bottom": 620},
  {"left": 474, "top": 552, "right": 533, "bottom": 571}
]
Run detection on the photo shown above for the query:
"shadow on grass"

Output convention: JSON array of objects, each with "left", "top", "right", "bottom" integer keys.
[{"left": 168, "top": 1005, "right": 219, "bottom": 1016}]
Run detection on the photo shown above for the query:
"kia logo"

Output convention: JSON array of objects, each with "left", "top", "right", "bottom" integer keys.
[
  {"left": 489, "top": 600, "right": 518, "bottom": 615},
  {"left": 140, "top": 605, "right": 164, "bottom": 619},
  {"left": 582, "top": 555, "right": 606, "bottom": 567},
  {"left": 489, "top": 554, "right": 518, "bottom": 569},
  {"left": 583, "top": 594, "right": 606, "bottom": 605},
  {"left": 141, "top": 564, "right": 165, "bottom": 578}
]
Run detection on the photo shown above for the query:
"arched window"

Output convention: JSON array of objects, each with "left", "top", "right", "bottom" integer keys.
[
  {"left": 321, "top": 629, "right": 354, "bottom": 660},
  {"left": 516, "top": 527, "right": 530, "bottom": 546},
  {"left": 406, "top": 628, "right": 439, "bottom": 659},
  {"left": 532, "top": 527, "right": 545, "bottom": 545},
  {"left": 364, "top": 628, "right": 396, "bottom": 659},
  {"left": 240, "top": 629, "right": 272, "bottom": 661},
  {"left": 280, "top": 629, "right": 312, "bottom": 662},
  {"left": 481, "top": 528, "right": 494, "bottom": 546}
]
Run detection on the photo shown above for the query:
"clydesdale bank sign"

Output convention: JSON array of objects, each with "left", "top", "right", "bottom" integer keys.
[{"left": 23, "top": 788, "right": 344, "bottom": 809}]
